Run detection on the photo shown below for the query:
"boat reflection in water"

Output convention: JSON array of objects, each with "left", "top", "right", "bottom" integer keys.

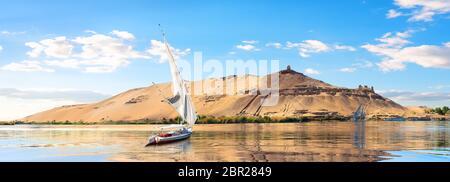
[
  {"left": 352, "top": 104, "right": 367, "bottom": 151},
  {"left": 353, "top": 120, "right": 366, "bottom": 150},
  {"left": 0, "top": 121, "right": 450, "bottom": 162},
  {"left": 145, "top": 139, "right": 193, "bottom": 160}
]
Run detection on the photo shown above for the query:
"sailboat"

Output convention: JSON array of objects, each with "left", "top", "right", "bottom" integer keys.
[
  {"left": 352, "top": 104, "right": 366, "bottom": 122},
  {"left": 145, "top": 28, "right": 197, "bottom": 146}
]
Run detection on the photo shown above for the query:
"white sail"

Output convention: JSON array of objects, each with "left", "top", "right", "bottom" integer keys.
[{"left": 163, "top": 37, "right": 197, "bottom": 127}]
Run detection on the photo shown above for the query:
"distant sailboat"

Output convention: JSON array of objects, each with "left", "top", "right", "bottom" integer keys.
[
  {"left": 353, "top": 104, "right": 366, "bottom": 122},
  {"left": 146, "top": 26, "right": 197, "bottom": 146}
]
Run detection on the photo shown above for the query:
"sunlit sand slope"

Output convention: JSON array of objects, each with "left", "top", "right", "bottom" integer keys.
[{"left": 23, "top": 67, "right": 406, "bottom": 123}]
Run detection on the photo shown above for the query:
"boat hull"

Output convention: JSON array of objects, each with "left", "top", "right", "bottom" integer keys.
[{"left": 145, "top": 131, "right": 192, "bottom": 146}]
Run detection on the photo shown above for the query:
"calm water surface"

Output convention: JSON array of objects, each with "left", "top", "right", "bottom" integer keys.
[{"left": 0, "top": 121, "right": 449, "bottom": 162}]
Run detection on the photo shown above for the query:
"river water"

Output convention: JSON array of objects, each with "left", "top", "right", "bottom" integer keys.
[{"left": 0, "top": 121, "right": 449, "bottom": 162}]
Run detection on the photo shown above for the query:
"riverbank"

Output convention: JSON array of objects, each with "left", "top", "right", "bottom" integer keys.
[
  {"left": 8, "top": 115, "right": 350, "bottom": 125},
  {"left": 0, "top": 121, "right": 15, "bottom": 125},
  {"left": 7, "top": 115, "right": 449, "bottom": 125}
]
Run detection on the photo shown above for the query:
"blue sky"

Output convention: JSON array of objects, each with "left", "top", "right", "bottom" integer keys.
[{"left": 0, "top": 0, "right": 449, "bottom": 120}]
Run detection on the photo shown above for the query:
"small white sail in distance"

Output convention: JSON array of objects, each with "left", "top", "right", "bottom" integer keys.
[{"left": 162, "top": 32, "right": 197, "bottom": 128}]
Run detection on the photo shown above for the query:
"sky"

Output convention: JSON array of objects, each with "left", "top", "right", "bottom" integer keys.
[{"left": 0, "top": 0, "right": 449, "bottom": 120}]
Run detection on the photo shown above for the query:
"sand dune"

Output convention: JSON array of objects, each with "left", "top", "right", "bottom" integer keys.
[{"left": 22, "top": 67, "right": 407, "bottom": 123}]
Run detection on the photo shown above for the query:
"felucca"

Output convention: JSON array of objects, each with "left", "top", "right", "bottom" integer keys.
[{"left": 146, "top": 27, "right": 197, "bottom": 146}]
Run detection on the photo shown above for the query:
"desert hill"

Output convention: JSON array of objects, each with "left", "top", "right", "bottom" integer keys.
[{"left": 22, "top": 66, "right": 407, "bottom": 123}]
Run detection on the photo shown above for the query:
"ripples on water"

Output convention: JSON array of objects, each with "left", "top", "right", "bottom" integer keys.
[{"left": 0, "top": 121, "right": 449, "bottom": 162}]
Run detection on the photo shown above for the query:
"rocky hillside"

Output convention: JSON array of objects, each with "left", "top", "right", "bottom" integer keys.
[{"left": 22, "top": 66, "right": 407, "bottom": 123}]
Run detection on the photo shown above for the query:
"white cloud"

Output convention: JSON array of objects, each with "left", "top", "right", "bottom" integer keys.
[
  {"left": 0, "top": 88, "right": 109, "bottom": 120},
  {"left": 234, "top": 40, "right": 260, "bottom": 51},
  {"left": 378, "top": 89, "right": 450, "bottom": 106},
  {"left": 389, "top": 0, "right": 450, "bottom": 22},
  {"left": 387, "top": 9, "right": 403, "bottom": 18},
  {"left": 285, "top": 40, "right": 354, "bottom": 58},
  {"left": 111, "top": 30, "right": 135, "bottom": 41},
  {"left": 2, "top": 30, "right": 190, "bottom": 73},
  {"left": 228, "top": 51, "right": 236, "bottom": 55},
  {"left": 72, "top": 33, "right": 144, "bottom": 59},
  {"left": 285, "top": 41, "right": 302, "bottom": 49},
  {"left": 0, "top": 30, "right": 26, "bottom": 36},
  {"left": 362, "top": 30, "right": 450, "bottom": 72},
  {"left": 339, "top": 60, "right": 374, "bottom": 73},
  {"left": 236, "top": 44, "right": 260, "bottom": 51},
  {"left": 0, "top": 88, "right": 109, "bottom": 102},
  {"left": 339, "top": 67, "right": 356, "bottom": 73},
  {"left": 353, "top": 60, "right": 374, "bottom": 68},
  {"left": 24, "top": 42, "right": 45, "bottom": 58},
  {"left": 377, "top": 30, "right": 414, "bottom": 48},
  {"left": 298, "top": 40, "right": 330, "bottom": 58},
  {"left": 1, "top": 61, "right": 54, "bottom": 72},
  {"left": 44, "top": 59, "right": 81, "bottom": 69},
  {"left": 265, "top": 40, "right": 355, "bottom": 57},
  {"left": 0, "top": 45, "right": 3, "bottom": 52},
  {"left": 84, "top": 30, "right": 98, "bottom": 34},
  {"left": 146, "top": 40, "right": 191, "bottom": 63},
  {"left": 429, "top": 84, "right": 450, "bottom": 90},
  {"left": 25, "top": 36, "right": 74, "bottom": 58},
  {"left": 334, "top": 44, "right": 356, "bottom": 51},
  {"left": 68, "top": 33, "right": 149, "bottom": 72},
  {"left": 242, "top": 40, "right": 258, "bottom": 44},
  {"left": 28, "top": 34, "right": 131, "bottom": 73},
  {"left": 304, "top": 68, "right": 320, "bottom": 75},
  {"left": 286, "top": 40, "right": 331, "bottom": 58},
  {"left": 265, "top": 42, "right": 282, "bottom": 49}
]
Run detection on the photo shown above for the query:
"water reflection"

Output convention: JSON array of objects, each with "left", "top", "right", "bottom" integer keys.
[
  {"left": 0, "top": 121, "right": 449, "bottom": 162},
  {"left": 353, "top": 120, "right": 366, "bottom": 149}
]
